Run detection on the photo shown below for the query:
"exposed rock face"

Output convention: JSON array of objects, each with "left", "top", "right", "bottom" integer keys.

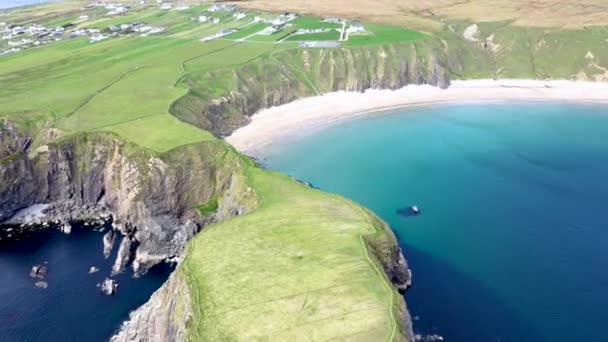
[
  {"left": 103, "top": 230, "right": 117, "bottom": 259},
  {"left": 101, "top": 278, "right": 118, "bottom": 295},
  {"left": 0, "top": 129, "right": 257, "bottom": 275},
  {"left": 30, "top": 264, "right": 47, "bottom": 279},
  {"left": 111, "top": 271, "right": 191, "bottom": 342},
  {"left": 172, "top": 43, "right": 452, "bottom": 137}
]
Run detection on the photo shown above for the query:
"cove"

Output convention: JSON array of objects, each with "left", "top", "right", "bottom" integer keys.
[
  {"left": 0, "top": 224, "right": 172, "bottom": 341},
  {"left": 257, "top": 102, "right": 608, "bottom": 341}
]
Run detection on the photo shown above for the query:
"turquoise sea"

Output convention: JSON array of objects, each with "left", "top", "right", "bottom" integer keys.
[{"left": 258, "top": 102, "right": 608, "bottom": 341}]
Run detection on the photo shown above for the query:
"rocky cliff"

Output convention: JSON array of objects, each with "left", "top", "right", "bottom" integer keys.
[
  {"left": 171, "top": 41, "right": 451, "bottom": 137},
  {"left": 111, "top": 271, "right": 191, "bottom": 342},
  {"left": 0, "top": 122, "right": 257, "bottom": 275}
]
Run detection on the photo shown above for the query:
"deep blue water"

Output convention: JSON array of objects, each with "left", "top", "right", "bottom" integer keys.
[
  {"left": 0, "top": 225, "right": 171, "bottom": 341},
  {"left": 258, "top": 102, "right": 608, "bottom": 341}
]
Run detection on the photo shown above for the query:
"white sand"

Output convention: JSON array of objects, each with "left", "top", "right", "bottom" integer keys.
[{"left": 226, "top": 80, "right": 608, "bottom": 153}]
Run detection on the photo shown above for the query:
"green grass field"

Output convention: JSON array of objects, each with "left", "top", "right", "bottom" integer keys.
[
  {"left": 285, "top": 30, "right": 341, "bottom": 41},
  {"left": 292, "top": 16, "right": 342, "bottom": 29},
  {"left": 344, "top": 23, "right": 425, "bottom": 46},
  {"left": 225, "top": 22, "right": 269, "bottom": 40},
  {"left": 183, "top": 167, "right": 405, "bottom": 341}
]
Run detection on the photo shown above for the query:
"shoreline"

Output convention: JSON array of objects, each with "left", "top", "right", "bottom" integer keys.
[{"left": 225, "top": 79, "right": 608, "bottom": 153}]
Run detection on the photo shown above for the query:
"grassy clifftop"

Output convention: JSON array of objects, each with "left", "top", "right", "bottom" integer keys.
[{"left": 182, "top": 166, "right": 411, "bottom": 341}]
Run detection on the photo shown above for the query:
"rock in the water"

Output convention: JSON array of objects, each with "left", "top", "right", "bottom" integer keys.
[
  {"left": 103, "top": 230, "right": 116, "bottom": 259},
  {"left": 30, "top": 264, "right": 47, "bottom": 279},
  {"left": 61, "top": 221, "right": 72, "bottom": 234},
  {"left": 34, "top": 281, "right": 48, "bottom": 289},
  {"left": 89, "top": 266, "right": 99, "bottom": 274},
  {"left": 100, "top": 278, "right": 118, "bottom": 295}
]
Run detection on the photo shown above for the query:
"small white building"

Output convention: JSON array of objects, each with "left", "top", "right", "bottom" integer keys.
[
  {"left": 348, "top": 23, "right": 365, "bottom": 33},
  {"left": 198, "top": 15, "right": 209, "bottom": 23},
  {"left": 89, "top": 34, "right": 108, "bottom": 43},
  {"left": 160, "top": 2, "right": 173, "bottom": 10},
  {"left": 211, "top": 18, "right": 220, "bottom": 24},
  {"left": 259, "top": 26, "right": 280, "bottom": 35},
  {"left": 233, "top": 12, "right": 246, "bottom": 20},
  {"left": 176, "top": 4, "right": 189, "bottom": 10}
]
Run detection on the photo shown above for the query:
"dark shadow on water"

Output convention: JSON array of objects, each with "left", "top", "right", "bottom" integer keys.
[
  {"left": 401, "top": 243, "right": 544, "bottom": 342},
  {"left": 0, "top": 224, "right": 172, "bottom": 342}
]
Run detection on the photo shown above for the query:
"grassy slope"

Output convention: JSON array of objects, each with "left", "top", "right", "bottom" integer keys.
[{"left": 183, "top": 166, "right": 406, "bottom": 341}]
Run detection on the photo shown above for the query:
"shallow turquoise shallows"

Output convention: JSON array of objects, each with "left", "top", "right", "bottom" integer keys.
[{"left": 258, "top": 102, "right": 608, "bottom": 342}]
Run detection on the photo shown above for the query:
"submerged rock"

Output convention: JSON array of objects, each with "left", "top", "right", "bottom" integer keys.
[
  {"left": 30, "top": 264, "right": 47, "bottom": 279},
  {"left": 34, "top": 281, "right": 48, "bottom": 289},
  {"left": 100, "top": 278, "right": 118, "bottom": 295}
]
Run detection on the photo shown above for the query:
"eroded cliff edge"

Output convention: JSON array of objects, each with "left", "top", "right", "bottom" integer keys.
[{"left": 0, "top": 122, "right": 256, "bottom": 275}]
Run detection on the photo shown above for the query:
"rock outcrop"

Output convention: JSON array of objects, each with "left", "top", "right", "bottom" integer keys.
[
  {"left": 0, "top": 127, "right": 257, "bottom": 275},
  {"left": 111, "top": 271, "right": 191, "bottom": 342}
]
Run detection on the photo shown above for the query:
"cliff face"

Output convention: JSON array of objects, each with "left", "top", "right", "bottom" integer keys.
[
  {"left": 0, "top": 124, "right": 257, "bottom": 275},
  {"left": 111, "top": 271, "right": 191, "bottom": 342},
  {"left": 172, "top": 42, "right": 452, "bottom": 137}
]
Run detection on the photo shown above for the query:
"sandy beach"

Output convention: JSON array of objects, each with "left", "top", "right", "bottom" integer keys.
[{"left": 226, "top": 79, "right": 608, "bottom": 152}]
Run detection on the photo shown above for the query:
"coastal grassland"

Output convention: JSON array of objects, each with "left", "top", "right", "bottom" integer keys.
[
  {"left": 182, "top": 166, "right": 408, "bottom": 341},
  {"left": 344, "top": 23, "right": 425, "bottom": 47},
  {"left": 247, "top": 27, "right": 296, "bottom": 42},
  {"left": 291, "top": 16, "right": 342, "bottom": 30},
  {"left": 225, "top": 22, "right": 269, "bottom": 40},
  {"left": 285, "top": 30, "right": 341, "bottom": 41},
  {"left": 440, "top": 22, "right": 608, "bottom": 80}
]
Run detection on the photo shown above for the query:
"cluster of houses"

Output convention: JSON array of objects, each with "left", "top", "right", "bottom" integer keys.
[
  {"left": 87, "top": 22, "right": 166, "bottom": 42},
  {"left": 1, "top": 22, "right": 67, "bottom": 55}
]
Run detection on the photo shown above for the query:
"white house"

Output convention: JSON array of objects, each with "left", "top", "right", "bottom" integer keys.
[
  {"left": 268, "top": 17, "right": 287, "bottom": 26},
  {"left": 211, "top": 18, "right": 220, "bottom": 24},
  {"left": 160, "top": 2, "right": 173, "bottom": 10},
  {"left": 233, "top": 12, "right": 246, "bottom": 20},
  {"left": 198, "top": 15, "right": 209, "bottom": 23},
  {"left": 348, "top": 23, "right": 365, "bottom": 33},
  {"left": 89, "top": 34, "right": 108, "bottom": 43}
]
